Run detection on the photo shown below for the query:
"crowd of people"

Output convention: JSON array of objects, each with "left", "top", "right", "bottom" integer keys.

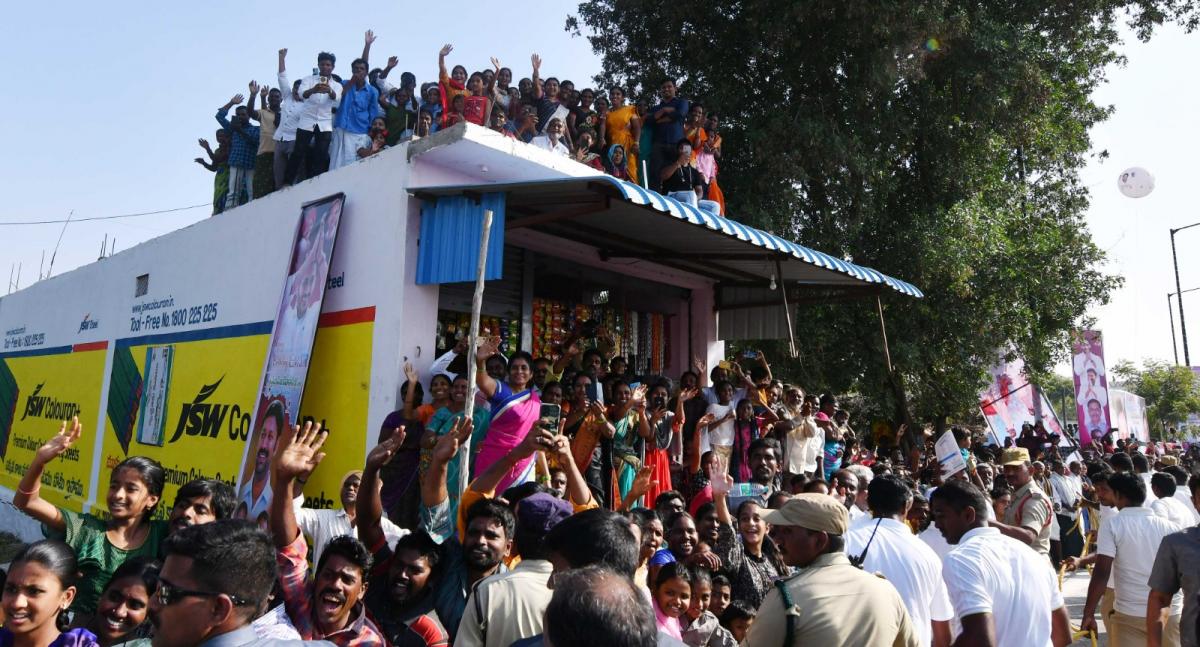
[
  {"left": 196, "top": 32, "right": 726, "bottom": 217},
  {"left": 2, "top": 327, "right": 1199, "bottom": 647}
]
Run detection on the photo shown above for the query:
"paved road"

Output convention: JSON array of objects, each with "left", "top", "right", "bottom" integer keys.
[{"left": 1062, "top": 568, "right": 1107, "bottom": 646}]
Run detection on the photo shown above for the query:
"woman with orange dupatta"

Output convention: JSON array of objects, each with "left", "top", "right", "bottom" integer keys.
[{"left": 605, "top": 86, "right": 642, "bottom": 184}]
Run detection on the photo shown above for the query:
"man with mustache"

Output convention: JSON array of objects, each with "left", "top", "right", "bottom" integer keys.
[
  {"left": 269, "top": 421, "right": 386, "bottom": 646},
  {"left": 242, "top": 400, "right": 285, "bottom": 520},
  {"left": 359, "top": 422, "right": 455, "bottom": 647}
]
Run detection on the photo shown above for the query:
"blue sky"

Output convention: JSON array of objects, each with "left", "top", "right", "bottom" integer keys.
[{"left": 1, "top": 4, "right": 1197, "bottom": 372}]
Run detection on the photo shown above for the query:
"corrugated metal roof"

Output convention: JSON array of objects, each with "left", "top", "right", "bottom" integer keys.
[{"left": 410, "top": 175, "right": 923, "bottom": 298}]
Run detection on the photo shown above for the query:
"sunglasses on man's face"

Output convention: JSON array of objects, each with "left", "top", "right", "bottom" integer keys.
[{"left": 155, "top": 577, "right": 252, "bottom": 607}]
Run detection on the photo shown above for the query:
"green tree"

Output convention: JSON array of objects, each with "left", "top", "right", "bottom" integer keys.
[
  {"left": 1112, "top": 359, "right": 1200, "bottom": 435},
  {"left": 569, "top": 1, "right": 1196, "bottom": 423}
]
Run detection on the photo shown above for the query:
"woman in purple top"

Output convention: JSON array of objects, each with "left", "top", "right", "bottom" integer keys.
[
  {"left": 473, "top": 336, "right": 541, "bottom": 492},
  {"left": 1, "top": 541, "right": 100, "bottom": 647}
]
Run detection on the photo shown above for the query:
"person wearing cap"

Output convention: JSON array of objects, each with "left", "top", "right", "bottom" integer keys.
[
  {"left": 992, "top": 447, "right": 1054, "bottom": 558},
  {"left": 741, "top": 494, "right": 919, "bottom": 646},
  {"left": 455, "top": 492, "right": 573, "bottom": 647},
  {"left": 931, "top": 479, "right": 1071, "bottom": 647}
]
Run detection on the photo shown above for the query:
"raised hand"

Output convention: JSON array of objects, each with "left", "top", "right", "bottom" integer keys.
[
  {"left": 433, "top": 417, "right": 474, "bottom": 463},
  {"left": 197, "top": 138, "right": 210, "bottom": 149},
  {"left": 386, "top": 55, "right": 398, "bottom": 70},
  {"left": 490, "top": 56, "right": 501, "bottom": 71},
  {"left": 476, "top": 336, "right": 500, "bottom": 362},
  {"left": 588, "top": 400, "right": 607, "bottom": 419},
  {"left": 260, "top": 86, "right": 269, "bottom": 100},
  {"left": 632, "top": 384, "right": 648, "bottom": 404},
  {"left": 365, "top": 29, "right": 377, "bottom": 45},
  {"left": 35, "top": 417, "right": 82, "bottom": 464},
  {"left": 531, "top": 53, "right": 542, "bottom": 70},
  {"left": 696, "top": 413, "right": 716, "bottom": 428},
  {"left": 279, "top": 48, "right": 288, "bottom": 59},
  {"left": 366, "top": 426, "right": 407, "bottom": 471},
  {"left": 194, "top": 157, "right": 205, "bottom": 164},
  {"left": 711, "top": 461, "right": 734, "bottom": 495},
  {"left": 230, "top": 93, "right": 245, "bottom": 105},
  {"left": 403, "top": 361, "right": 419, "bottom": 383},
  {"left": 272, "top": 421, "right": 328, "bottom": 482},
  {"left": 516, "top": 425, "right": 557, "bottom": 459},
  {"left": 680, "top": 387, "right": 699, "bottom": 402},
  {"left": 628, "top": 465, "right": 656, "bottom": 500},
  {"left": 249, "top": 80, "right": 260, "bottom": 95},
  {"left": 439, "top": 43, "right": 453, "bottom": 58}
]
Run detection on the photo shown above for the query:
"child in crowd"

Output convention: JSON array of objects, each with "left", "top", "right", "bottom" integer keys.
[
  {"left": 14, "top": 419, "right": 168, "bottom": 621},
  {"left": 701, "top": 381, "right": 737, "bottom": 473},
  {"left": 357, "top": 117, "right": 388, "bottom": 158},
  {"left": 682, "top": 568, "right": 737, "bottom": 647},
  {"left": 719, "top": 600, "right": 757, "bottom": 643},
  {"left": 652, "top": 562, "right": 692, "bottom": 640},
  {"left": 709, "top": 574, "right": 733, "bottom": 619},
  {"left": 729, "top": 399, "right": 760, "bottom": 482},
  {"left": 463, "top": 72, "right": 491, "bottom": 126}
]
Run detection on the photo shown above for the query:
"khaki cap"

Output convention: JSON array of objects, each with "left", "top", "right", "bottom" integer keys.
[
  {"left": 1000, "top": 447, "right": 1031, "bottom": 466},
  {"left": 761, "top": 494, "right": 848, "bottom": 535}
]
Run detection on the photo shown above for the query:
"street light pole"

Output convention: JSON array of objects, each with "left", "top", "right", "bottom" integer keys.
[
  {"left": 1169, "top": 292, "right": 1179, "bottom": 365},
  {"left": 1170, "top": 222, "right": 1200, "bottom": 366},
  {"left": 1167, "top": 286, "right": 1200, "bottom": 366}
]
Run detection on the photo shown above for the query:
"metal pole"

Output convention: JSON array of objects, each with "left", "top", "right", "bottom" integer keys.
[
  {"left": 1169, "top": 292, "right": 1179, "bottom": 366},
  {"left": 1172, "top": 228, "right": 1189, "bottom": 366},
  {"left": 1170, "top": 222, "right": 1200, "bottom": 366},
  {"left": 460, "top": 209, "right": 493, "bottom": 498}
]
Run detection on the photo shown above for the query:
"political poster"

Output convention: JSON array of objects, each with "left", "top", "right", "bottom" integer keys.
[
  {"left": 1071, "top": 330, "right": 1111, "bottom": 446},
  {"left": 979, "top": 353, "right": 1064, "bottom": 446},
  {"left": 237, "top": 193, "right": 345, "bottom": 520},
  {"left": 1107, "top": 389, "right": 1150, "bottom": 443}
]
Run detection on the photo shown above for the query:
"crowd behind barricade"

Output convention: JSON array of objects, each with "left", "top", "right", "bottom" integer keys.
[
  {"left": 3, "top": 320, "right": 1200, "bottom": 647},
  {"left": 196, "top": 31, "right": 725, "bottom": 218}
]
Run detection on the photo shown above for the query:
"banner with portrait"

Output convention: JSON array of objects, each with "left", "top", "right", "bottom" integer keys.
[
  {"left": 979, "top": 353, "right": 1064, "bottom": 446},
  {"left": 1071, "top": 330, "right": 1111, "bottom": 447},
  {"left": 237, "top": 193, "right": 345, "bottom": 520}
]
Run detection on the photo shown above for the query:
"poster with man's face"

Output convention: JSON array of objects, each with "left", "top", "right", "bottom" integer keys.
[
  {"left": 237, "top": 194, "right": 345, "bottom": 519},
  {"left": 1071, "top": 330, "right": 1111, "bottom": 446}
]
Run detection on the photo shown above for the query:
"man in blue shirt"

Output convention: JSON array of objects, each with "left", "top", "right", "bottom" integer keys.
[
  {"left": 649, "top": 79, "right": 689, "bottom": 193},
  {"left": 330, "top": 41, "right": 381, "bottom": 171},
  {"left": 216, "top": 94, "right": 261, "bottom": 209}
]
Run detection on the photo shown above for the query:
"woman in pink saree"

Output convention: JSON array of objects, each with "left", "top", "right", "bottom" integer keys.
[{"left": 472, "top": 336, "right": 541, "bottom": 492}]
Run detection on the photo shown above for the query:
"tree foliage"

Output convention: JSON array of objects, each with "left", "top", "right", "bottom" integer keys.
[
  {"left": 570, "top": 0, "right": 1197, "bottom": 423},
  {"left": 1112, "top": 359, "right": 1200, "bottom": 433}
]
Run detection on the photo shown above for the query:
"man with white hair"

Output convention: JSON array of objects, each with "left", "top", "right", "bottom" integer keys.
[{"left": 845, "top": 464, "right": 874, "bottom": 529}]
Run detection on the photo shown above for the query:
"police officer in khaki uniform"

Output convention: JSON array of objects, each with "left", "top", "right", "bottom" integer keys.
[
  {"left": 742, "top": 494, "right": 919, "bottom": 647},
  {"left": 993, "top": 447, "right": 1053, "bottom": 558}
]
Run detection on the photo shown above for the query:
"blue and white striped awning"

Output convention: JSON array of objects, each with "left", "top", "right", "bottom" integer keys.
[
  {"left": 598, "top": 176, "right": 923, "bottom": 297},
  {"left": 410, "top": 175, "right": 923, "bottom": 298}
]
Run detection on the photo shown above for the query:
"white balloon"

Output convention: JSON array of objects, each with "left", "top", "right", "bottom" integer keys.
[{"left": 1118, "top": 167, "right": 1155, "bottom": 198}]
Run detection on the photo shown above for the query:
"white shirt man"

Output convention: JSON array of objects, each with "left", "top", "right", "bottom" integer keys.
[
  {"left": 1152, "top": 495, "right": 1196, "bottom": 529},
  {"left": 296, "top": 73, "right": 342, "bottom": 132},
  {"left": 943, "top": 527, "right": 1065, "bottom": 646},
  {"left": 846, "top": 517, "right": 953, "bottom": 647},
  {"left": 293, "top": 495, "right": 407, "bottom": 566},
  {"left": 1084, "top": 473, "right": 1184, "bottom": 644}
]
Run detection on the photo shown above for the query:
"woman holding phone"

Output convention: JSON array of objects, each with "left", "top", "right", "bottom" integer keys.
[{"left": 473, "top": 337, "right": 541, "bottom": 492}]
